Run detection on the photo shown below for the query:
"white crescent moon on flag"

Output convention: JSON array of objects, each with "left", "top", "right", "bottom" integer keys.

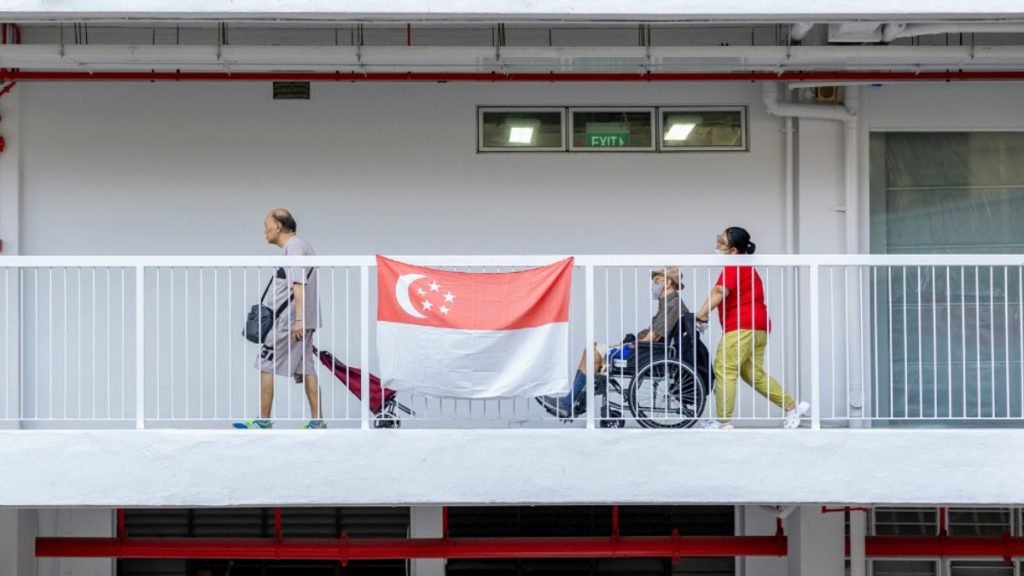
[{"left": 395, "top": 274, "right": 428, "bottom": 319}]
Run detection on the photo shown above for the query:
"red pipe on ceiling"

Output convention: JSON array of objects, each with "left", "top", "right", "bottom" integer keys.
[
  {"left": 36, "top": 534, "right": 787, "bottom": 562},
  {"left": 3, "top": 70, "right": 1024, "bottom": 83}
]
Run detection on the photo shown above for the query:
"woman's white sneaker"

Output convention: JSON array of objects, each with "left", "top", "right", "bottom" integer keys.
[{"left": 783, "top": 401, "right": 811, "bottom": 429}]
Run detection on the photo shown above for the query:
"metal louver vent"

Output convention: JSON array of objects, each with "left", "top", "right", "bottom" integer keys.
[
  {"left": 446, "top": 505, "right": 735, "bottom": 576},
  {"left": 273, "top": 81, "right": 311, "bottom": 100},
  {"left": 120, "top": 507, "right": 409, "bottom": 576}
]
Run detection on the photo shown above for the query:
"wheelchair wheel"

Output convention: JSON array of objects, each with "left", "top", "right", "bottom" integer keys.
[
  {"left": 373, "top": 412, "right": 401, "bottom": 429},
  {"left": 599, "top": 409, "right": 626, "bottom": 428},
  {"left": 626, "top": 359, "right": 706, "bottom": 429},
  {"left": 598, "top": 397, "right": 626, "bottom": 428}
]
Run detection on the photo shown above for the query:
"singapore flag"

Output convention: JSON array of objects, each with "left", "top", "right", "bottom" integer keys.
[{"left": 376, "top": 256, "right": 573, "bottom": 398}]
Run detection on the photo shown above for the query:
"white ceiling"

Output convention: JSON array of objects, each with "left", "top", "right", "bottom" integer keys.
[{"left": 2, "top": 0, "right": 1024, "bottom": 21}]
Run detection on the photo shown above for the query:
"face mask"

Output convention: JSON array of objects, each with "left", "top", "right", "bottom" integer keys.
[
  {"left": 651, "top": 282, "right": 663, "bottom": 300},
  {"left": 715, "top": 249, "right": 728, "bottom": 255}
]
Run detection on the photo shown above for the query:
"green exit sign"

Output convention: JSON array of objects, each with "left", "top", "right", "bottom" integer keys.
[{"left": 587, "top": 132, "right": 630, "bottom": 147}]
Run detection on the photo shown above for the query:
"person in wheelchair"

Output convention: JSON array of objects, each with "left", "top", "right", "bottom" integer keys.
[{"left": 536, "top": 266, "right": 688, "bottom": 419}]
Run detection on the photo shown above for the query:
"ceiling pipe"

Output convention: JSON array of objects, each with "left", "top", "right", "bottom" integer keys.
[
  {"left": 6, "top": 69, "right": 1024, "bottom": 83},
  {"left": 790, "top": 23, "right": 815, "bottom": 41},
  {"left": 36, "top": 534, "right": 789, "bottom": 561},
  {"left": 882, "top": 22, "right": 1024, "bottom": 42},
  {"left": 7, "top": 44, "right": 1024, "bottom": 73},
  {"left": 761, "top": 81, "right": 858, "bottom": 261},
  {"left": 762, "top": 81, "right": 853, "bottom": 121}
]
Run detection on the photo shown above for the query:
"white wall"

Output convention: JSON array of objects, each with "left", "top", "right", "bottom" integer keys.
[
  {"left": 9, "top": 80, "right": 1024, "bottom": 428},
  {"left": 0, "top": 89, "right": 20, "bottom": 257},
  {"left": 863, "top": 82, "right": 1024, "bottom": 131},
  {"left": 18, "top": 81, "right": 786, "bottom": 256},
  {"left": 7, "top": 81, "right": 808, "bottom": 427},
  {"left": 796, "top": 119, "right": 845, "bottom": 254}
]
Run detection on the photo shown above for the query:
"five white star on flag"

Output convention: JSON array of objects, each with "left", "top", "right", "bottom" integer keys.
[{"left": 414, "top": 278, "right": 455, "bottom": 317}]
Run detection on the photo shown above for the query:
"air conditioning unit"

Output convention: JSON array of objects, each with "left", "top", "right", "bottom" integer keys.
[{"left": 815, "top": 86, "right": 839, "bottom": 103}]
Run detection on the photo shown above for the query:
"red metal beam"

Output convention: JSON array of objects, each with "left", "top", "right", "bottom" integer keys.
[
  {"left": 865, "top": 535, "right": 1024, "bottom": 562},
  {"left": 837, "top": 536, "right": 1024, "bottom": 563},
  {"left": 116, "top": 509, "right": 126, "bottom": 541},
  {"left": 42, "top": 533, "right": 1024, "bottom": 562},
  {"left": 36, "top": 534, "right": 787, "bottom": 560},
  {"left": 4, "top": 70, "right": 1024, "bottom": 83},
  {"left": 822, "top": 506, "right": 871, "bottom": 514}
]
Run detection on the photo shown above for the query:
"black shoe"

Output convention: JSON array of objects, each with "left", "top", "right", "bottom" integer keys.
[{"left": 535, "top": 396, "right": 571, "bottom": 419}]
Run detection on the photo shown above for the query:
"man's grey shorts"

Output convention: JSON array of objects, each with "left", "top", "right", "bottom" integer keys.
[{"left": 255, "top": 324, "right": 317, "bottom": 380}]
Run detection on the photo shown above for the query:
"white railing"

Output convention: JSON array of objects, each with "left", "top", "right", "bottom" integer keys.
[{"left": 0, "top": 254, "right": 1022, "bottom": 430}]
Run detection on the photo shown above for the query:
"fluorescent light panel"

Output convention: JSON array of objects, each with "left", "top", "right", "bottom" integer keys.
[
  {"left": 508, "top": 126, "right": 536, "bottom": 144},
  {"left": 664, "top": 122, "right": 696, "bottom": 141}
]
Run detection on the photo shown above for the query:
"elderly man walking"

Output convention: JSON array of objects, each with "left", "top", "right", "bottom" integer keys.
[{"left": 235, "top": 208, "right": 324, "bottom": 429}]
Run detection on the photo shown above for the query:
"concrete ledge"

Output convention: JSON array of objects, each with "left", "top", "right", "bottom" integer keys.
[{"left": 0, "top": 429, "right": 1020, "bottom": 507}]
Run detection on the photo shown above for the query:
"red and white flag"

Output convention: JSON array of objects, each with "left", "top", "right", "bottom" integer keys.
[{"left": 376, "top": 256, "right": 574, "bottom": 398}]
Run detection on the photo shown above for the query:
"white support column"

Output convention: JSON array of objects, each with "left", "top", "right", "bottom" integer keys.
[
  {"left": 36, "top": 508, "right": 115, "bottom": 576},
  {"left": 849, "top": 508, "right": 868, "bottom": 576},
  {"left": 0, "top": 88, "right": 21, "bottom": 431},
  {"left": 0, "top": 508, "right": 21, "bottom": 576},
  {"left": 409, "top": 506, "right": 446, "bottom": 576},
  {"left": 0, "top": 508, "right": 42, "bottom": 576},
  {"left": 786, "top": 506, "right": 845, "bottom": 576},
  {"left": 0, "top": 86, "right": 20, "bottom": 256},
  {"left": 584, "top": 264, "right": 595, "bottom": 430},
  {"left": 18, "top": 509, "right": 39, "bottom": 576},
  {"left": 742, "top": 506, "right": 787, "bottom": 576},
  {"left": 360, "top": 264, "right": 370, "bottom": 430}
]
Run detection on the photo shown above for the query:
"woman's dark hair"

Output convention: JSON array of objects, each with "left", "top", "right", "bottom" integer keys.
[{"left": 724, "top": 227, "right": 757, "bottom": 254}]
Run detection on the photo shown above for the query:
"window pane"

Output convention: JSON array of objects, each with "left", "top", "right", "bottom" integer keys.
[
  {"left": 661, "top": 108, "right": 746, "bottom": 150},
  {"left": 872, "top": 560, "right": 938, "bottom": 576},
  {"left": 869, "top": 132, "right": 1024, "bottom": 425},
  {"left": 948, "top": 508, "right": 1012, "bottom": 536},
  {"left": 950, "top": 561, "right": 1014, "bottom": 576},
  {"left": 479, "top": 109, "right": 563, "bottom": 151},
  {"left": 871, "top": 132, "right": 1024, "bottom": 255},
  {"left": 873, "top": 507, "right": 938, "bottom": 536},
  {"left": 571, "top": 109, "right": 654, "bottom": 150}
]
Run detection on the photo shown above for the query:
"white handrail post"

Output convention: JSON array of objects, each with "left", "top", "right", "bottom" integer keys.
[
  {"left": 360, "top": 264, "right": 371, "bottom": 430},
  {"left": 585, "top": 264, "right": 596, "bottom": 430},
  {"left": 135, "top": 265, "right": 146, "bottom": 430},
  {"left": 809, "top": 264, "right": 822, "bottom": 430}
]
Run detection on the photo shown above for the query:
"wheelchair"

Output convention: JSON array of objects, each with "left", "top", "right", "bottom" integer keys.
[
  {"left": 545, "top": 314, "right": 712, "bottom": 429},
  {"left": 596, "top": 342, "right": 709, "bottom": 429}
]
